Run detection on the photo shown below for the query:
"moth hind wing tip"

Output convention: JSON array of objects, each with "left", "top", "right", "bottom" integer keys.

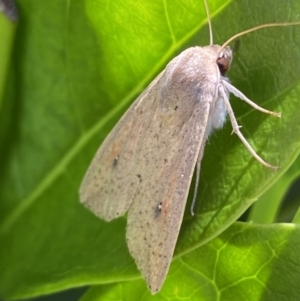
[
  {"left": 148, "top": 277, "right": 163, "bottom": 295},
  {"left": 150, "top": 287, "right": 160, "bottom": 295}
]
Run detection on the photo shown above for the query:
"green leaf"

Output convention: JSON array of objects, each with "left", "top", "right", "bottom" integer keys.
[
  {"left": 248, "top": 154, "right": 300, "bottom": 223},
  {"left": 79, "top": 222, "right": 300, "bottom": 301},
  {"left": 1, "top": 0, "right": 300, "bottom": 300},
  {"left": 0, "top": 1, "right": 18, "bottom": 110},
  {"left": 293, "top": 207, "right": 300, "bottom": 223}
]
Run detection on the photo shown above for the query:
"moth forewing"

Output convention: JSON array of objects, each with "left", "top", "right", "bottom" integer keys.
[
  {"left": 79, "top": 73, "right": 164, "bottom": 221},
  {"left": 125, "top": 47, "right": 220, "bottom": 293}
]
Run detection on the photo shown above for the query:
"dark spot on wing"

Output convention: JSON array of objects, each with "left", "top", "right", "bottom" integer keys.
[
  {"left": 155, "top": 202, "right": 162, "bottom": 217},
  {"left": 174, "top": 105, "right": 178, "bottom": 110},
  {"left": 113, "top": 155, "right": 119, "bottom": 167},
  {"left": 137, "top": 174, "right": 142, "bottom": 182}
]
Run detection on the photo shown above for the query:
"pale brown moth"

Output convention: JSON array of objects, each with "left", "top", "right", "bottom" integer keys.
[{"left": 80, "top": 0, "right": 300, "bottom": 294}]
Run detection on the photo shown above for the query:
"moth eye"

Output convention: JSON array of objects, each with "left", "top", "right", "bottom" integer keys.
[{"left": 216, "top": 56, "right": 230, "bottom": 75}]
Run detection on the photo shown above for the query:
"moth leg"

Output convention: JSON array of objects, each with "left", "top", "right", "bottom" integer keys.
[
  {"left": 222, "top": 80, "right": 281, "bottom": 117},
  {"left": 219, "top": 85, "right": 278, "bottom": 170},
  {"left": 190, "top": 141, "right": 206, "bottom": 216}
]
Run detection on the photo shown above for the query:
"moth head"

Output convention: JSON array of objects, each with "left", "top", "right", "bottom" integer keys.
[{"left": 216, "top": 46, "right": 232, "bottom": 75}]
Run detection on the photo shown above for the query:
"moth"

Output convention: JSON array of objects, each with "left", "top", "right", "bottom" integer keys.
[{"left": 79, "top": 0, "right": 300, "bottom": 294}]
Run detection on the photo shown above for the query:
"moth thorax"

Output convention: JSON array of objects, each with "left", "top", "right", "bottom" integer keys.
[{"left": 216, "top": 46, "right": 232, "bottom": 75}]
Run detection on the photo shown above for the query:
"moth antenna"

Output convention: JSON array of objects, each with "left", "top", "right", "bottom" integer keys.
[
  {"left": 220, "top": 22, "right": 300, "bottom": 51},
  {"left": 203, "top": 0, "right": 213, "bottom": 45}
]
